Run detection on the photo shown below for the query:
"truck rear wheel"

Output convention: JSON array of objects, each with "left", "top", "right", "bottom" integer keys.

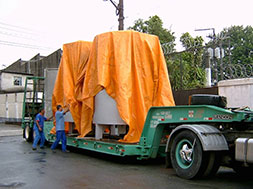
[
  {"left": 203, "top": 151, "right": 221, "bottom": 177},
  {"left": 170, "top": 130, "right": 209, "bottom": 179},
  {"left": 23, "top": 124, "right": 33, "bottom": 142}
]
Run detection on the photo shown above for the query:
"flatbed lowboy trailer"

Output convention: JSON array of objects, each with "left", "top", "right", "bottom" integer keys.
[
  {"left": 42, "top": 103, "right": 253, "bottom": 179},
  {"left": 20, "top": 32, "right": 253, "bottom": 179}
]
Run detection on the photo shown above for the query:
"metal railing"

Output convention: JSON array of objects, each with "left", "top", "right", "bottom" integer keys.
[
  {"left": 161, "top": 43, "right": 253, "bottom": 89},
  {"left": 213, "top": 62, "right": 253, "bottom": 81}
]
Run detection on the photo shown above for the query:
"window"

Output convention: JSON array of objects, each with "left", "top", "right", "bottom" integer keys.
[{"left": 13, "top": 76, "right": 22, "bottom": 86}]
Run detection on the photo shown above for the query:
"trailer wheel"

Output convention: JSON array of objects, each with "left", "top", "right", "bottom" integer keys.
[
  {"left": 170, "top": 130, "right": 209, "bottom": 179},
  {"left": 23, "top": 124, "right": 33, "bottom": 142}
]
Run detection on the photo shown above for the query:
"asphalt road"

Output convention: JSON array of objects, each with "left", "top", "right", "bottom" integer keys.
[{"left": 0, "top": 124, "right": 253, "bottom": 189}]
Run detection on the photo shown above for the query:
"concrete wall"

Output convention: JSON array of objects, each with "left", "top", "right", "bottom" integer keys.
[
  {"left": 218, "top": 78, "right": 253, "bottom": 109},
  {"left": 0, "top": 93, "right": 24, "bottom": 123}
]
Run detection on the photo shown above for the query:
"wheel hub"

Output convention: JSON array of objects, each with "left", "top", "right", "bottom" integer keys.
[
  {"left": 180, "top": 144, "right": 193, "bottom": 163},
  {"left": 25, "top": 126, "right": 30, "bottom": 139}
]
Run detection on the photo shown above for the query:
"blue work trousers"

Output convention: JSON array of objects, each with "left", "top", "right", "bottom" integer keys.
[
  {"left": 51, "top": 130, "right": 67, "bottom": 151},
  {"left": 32, "top": 127, "right": 45, "bottom": 148}
]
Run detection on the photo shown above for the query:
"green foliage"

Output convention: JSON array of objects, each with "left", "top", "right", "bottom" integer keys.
[
  {"left": 218, "top": 25, "right": 253, "bottom": 65},
  {"left": 129, "top": 18, "right": 148, "bottom": 33},
  {"left": 129, "top": 17, "right": 253, "bottom": 89},
  {"left": 167, "top": 33, "right": 206, "bottom": 90},
  {"left": 128, "top": 15, "right": 175, "bottom": 46},
  {"left": 129, "top": 16, "right": 206, "bottom": 90}
]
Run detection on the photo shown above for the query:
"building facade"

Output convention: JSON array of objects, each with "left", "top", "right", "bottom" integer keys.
[{"left": 0, "top": 49, "right": 62, "bottom": 123}]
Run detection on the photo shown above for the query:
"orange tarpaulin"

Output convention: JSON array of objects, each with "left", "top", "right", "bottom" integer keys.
[
  {"left": 51, "top": 40, "right": 92, "bottom": 134},
  {"left": 52, "top": 30, "right": 175, "bottom": 143}
]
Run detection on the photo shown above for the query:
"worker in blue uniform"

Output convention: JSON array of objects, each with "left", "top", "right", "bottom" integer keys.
[
  {"left": 51, "top": 105, "right": 70, "bottom": 153},
  {"left": 32, "top": 109, "right": 52, "bottom": 150}
]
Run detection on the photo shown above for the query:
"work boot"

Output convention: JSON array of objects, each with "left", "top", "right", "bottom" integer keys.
[
  {"left": 40, "top": 146, "right": 45, "bottom": 149},
  {"left": 32, "top": 148, "right": 37, "bottom": 151}
]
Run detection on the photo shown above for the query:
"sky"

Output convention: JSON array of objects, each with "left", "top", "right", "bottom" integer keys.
[{"left": 0, "top": 0, "right": 252, "bottom": 69}]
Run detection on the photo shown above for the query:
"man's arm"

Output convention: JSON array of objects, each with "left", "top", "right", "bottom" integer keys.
[
  {"left": 36, "top": 120, "right": 42, "bottom": 131},
  {"left": 63, "top": 106, "right": 70, "bottom": 115},
  {"left": 46, "top": 115, "right": 54, "bottom": 121}
]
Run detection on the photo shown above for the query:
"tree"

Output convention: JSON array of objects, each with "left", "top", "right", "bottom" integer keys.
[
  {"left": 166, "top": 33, "right": 206, "bottom": 90},
  {"left": 129, "top": 16, "right": 206, "bottom": 90},
  {"left": 128, "top": 15, "right": 175, "bottom": 47},
  {"left": 204, "top": 26, "right": 253, "bottom": 82},
  {"left": 218, "top": 26, "right": 253, "bottom": 65}
]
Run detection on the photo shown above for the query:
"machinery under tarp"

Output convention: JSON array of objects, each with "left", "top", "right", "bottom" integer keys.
[{"left": 52, "top": 30, "right": 175, "bottom": 143}]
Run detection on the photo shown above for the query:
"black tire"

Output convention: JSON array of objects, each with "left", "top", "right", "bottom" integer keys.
[
  {"left": 190, "top": 94, "right": 227, "bottom": 108},
  {"left": 23, "top": 124, "right": 33, "bottom": 142},
  {"left": 170, "top": 130, "right": 209, "bottom": 179},
  {"left": 165, "top": 152, "right": 172, "bottom": 168},
  {"left": 203, "top": 151, "right": 221, "bottom": 177}
]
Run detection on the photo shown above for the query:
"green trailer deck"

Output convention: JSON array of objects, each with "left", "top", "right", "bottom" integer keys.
[
  {"left": 44, "top": 105, "right": 253, "bottom": 160},
  {"left": 44, "top": 122, "right": 150, "bottom": 158}
]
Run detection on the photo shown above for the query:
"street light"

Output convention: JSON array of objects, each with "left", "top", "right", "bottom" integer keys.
[
  {"left": 195, "top": 28, "right": 216, "bottom": 38},
  {"left": 103, "top": 0, "right": 124, "bottom": 30},
  {"left": 195, "top": 28, "right": 216, "bottom": 60},
  {"left": 195, "top": 28, "right": 216, "bottom": 58}
]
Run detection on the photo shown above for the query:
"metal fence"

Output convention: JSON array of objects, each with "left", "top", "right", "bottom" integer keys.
[
  {"left": 212, "top": 62, "right": 253, "bottom": 81},
  {"left": 161, "top": 43, "right": 253, "bottom": 89}
]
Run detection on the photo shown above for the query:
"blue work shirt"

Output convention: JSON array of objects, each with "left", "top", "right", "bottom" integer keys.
[
  {"left": 34, "top": 113, "right": 47, "bottom": 130},
  {"left": 55, "top": 110, "right": 65, "bottom": 131}
]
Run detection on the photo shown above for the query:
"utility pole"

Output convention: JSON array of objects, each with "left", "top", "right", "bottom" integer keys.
[
  {"left": 118, "top": 0, "right": 124, "bottom": 30},
  {"left": 104, "top": 0, "right": 124, "bottom": 30},
  {"left": 195, "top": 28, "right": 216, "bottom": 86}
]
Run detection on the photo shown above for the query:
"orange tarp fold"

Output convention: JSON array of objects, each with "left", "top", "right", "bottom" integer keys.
[
  {"left": 51, "top": 41, "right": 92, "bottom": 134},
  {"left": 52, "top": 31, "right": 175, "bottom": 143},
  {"left": 81, "top": 31, "right": 175, "bottom": 143}
]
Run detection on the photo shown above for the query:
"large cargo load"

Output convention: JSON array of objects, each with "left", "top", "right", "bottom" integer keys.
[{"left": 52, "top": 30, "right": 175, "bottom": 143}]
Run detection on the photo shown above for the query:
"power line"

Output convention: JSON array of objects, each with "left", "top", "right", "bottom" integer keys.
[
  {"left": 0, "top": 30, "right": 37, "bottom": 41},
  {"left": 0, "top": 40, "right": 53, "bottom": 51},
  {"left": 0, "top": 21, "right": 47, "bottom": 44},
  {"left": 0, "top": 25, "right": 36, "bottom": 35},
  {"left": 0, "top": 20, "right": 39, "bottom": 34}
]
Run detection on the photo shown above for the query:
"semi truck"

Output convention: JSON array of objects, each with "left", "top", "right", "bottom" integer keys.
[
  {"left": 21, "top": 31, "right": 253, "bottom": 179},
  {"left": 21, "top": 73, "right": 253, "bottom": 179}
]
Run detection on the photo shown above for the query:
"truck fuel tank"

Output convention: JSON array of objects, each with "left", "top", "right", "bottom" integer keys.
[{"left": 235, "top": 138, "right": 253, "bottom": 163}]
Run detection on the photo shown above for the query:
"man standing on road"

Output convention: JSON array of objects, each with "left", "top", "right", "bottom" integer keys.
[
  {"left": 32, "top": 109, "right": 52, "bottom": 150},
  {"left": 51, "top": 105, "right": 70, "bottom": 153}
]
